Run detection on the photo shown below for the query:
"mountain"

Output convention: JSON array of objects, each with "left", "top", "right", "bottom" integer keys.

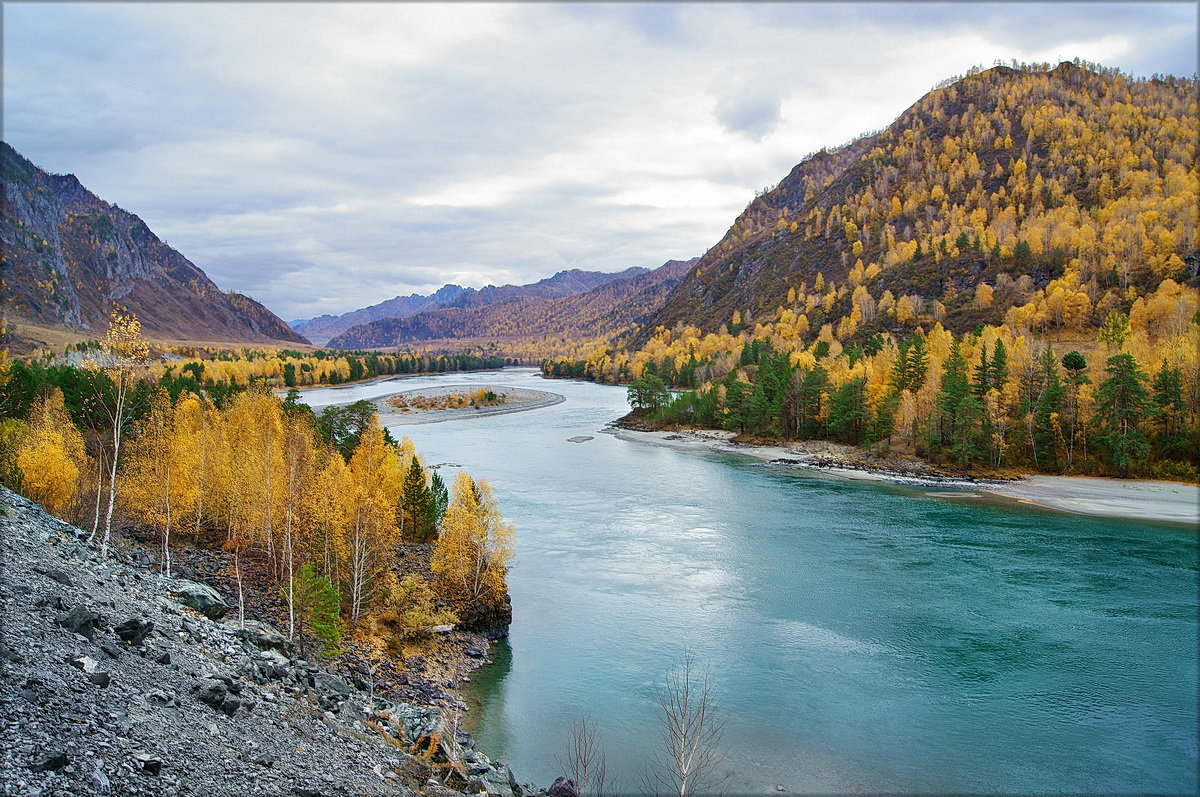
[
  {"left": 326, "top": 259, "right": 695, "bottom": 350},
  {"left": 293, "top": 267, "right": 648, "bottom": 346},
  {"left": 635, "top": 62, "right": 1198, "bottom": 345},
  {"left": 1, "top": 142, "right": 307, "bottom": 347}
]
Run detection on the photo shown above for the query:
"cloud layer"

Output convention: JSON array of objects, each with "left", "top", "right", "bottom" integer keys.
[{"left": 5, "top": 2, "right": 1195, "bottom": 320}]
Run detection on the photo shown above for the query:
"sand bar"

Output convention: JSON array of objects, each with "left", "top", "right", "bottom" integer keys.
[{"left": 370, "top": 384, "right": 564, "bottom": 426}]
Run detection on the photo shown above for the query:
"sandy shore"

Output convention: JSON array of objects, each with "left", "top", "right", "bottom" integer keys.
[
  {"left": 371, "top": 384, "right": 565, "bottom": 426},
  {"left": 605, "top": 426, "right": 1199, "bottom": 526}
]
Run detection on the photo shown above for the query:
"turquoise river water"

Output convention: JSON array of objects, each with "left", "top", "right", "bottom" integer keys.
[{"left": 299, "top": 368, "right": 1198, "bottom": 794}]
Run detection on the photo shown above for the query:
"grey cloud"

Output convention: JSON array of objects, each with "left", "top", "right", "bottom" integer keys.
[{"left": 4, "top": 2, "right": 1195, "bottom": 321}]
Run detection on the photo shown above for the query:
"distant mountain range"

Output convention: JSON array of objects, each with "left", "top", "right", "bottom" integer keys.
[
  {"left": 292, "top": 267, "right": 652, "bottom": 346},
  {"left": 325, "top": 260, "right": 695, "bottom": 350},
  {"left": 1, "top": 142, "right": 307, "bottom": 348}
]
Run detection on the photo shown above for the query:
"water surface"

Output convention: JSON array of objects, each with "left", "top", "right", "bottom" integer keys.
[{"left": 303, "top": 369, "right": 1199, "bottom": 793}]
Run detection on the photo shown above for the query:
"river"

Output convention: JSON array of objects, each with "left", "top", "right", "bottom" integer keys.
[{"left": 297, "top": 368, "right": 1199, "bottom": 794}]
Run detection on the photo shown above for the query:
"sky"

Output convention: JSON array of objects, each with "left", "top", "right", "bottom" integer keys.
[{"left": 4, "top": 2, "right": 1197, "bottom": 321}]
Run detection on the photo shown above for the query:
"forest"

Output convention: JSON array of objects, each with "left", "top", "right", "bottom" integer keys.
[
  {"left": 0, "top": 313, "right": 513, "bottom": 660},
  {"left": 543, "top": 62, "right": 1199, "bottom": 482}
]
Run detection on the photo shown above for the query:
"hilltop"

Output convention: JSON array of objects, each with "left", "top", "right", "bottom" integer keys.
[
  {"left": 0, "top": 143, "right": 308, "bottom": 350},
  {"left": 636, "top": 61, "right": 1197, "bottom": 344}
]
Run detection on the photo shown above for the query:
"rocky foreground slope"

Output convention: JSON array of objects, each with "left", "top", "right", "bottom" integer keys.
[{"left": 0, "top": 487, "right": 531, "bottom": 797}]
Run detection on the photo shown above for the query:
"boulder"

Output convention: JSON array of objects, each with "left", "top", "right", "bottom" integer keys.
[
  {"left": 231, "top": 620, "right": 292, "bottom": 654},
  {"left": 115, "top": 617, "right": 155, "bottom": 645},
  {"left": 311, "top": 672, "right": 353, "bottom": 698},
  {"left": 55, "top": 605, "right": 100, "bottom": 640},
  {"left": 547, "top": 777, "right": 579, "bottom": 797},
  {"left": 172, "top": 580, "right": 230, "bottom": 620}
]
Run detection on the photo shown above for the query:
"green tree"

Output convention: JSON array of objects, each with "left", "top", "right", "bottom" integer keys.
[
  {"left": 1093, "top": 354, "right": 1156, "bottom": 477},
  {"left": 1032, "top": 345, "right": 1065, "bottom": 470},
  {"left": 1097, "top": 311, "right": 1131, "bottom": 350},
  {"left": 827, "top": 378, "right": 870, "bottom": 445},
  {"left": 1061, "top": 351, "right": 1089, "bottom": 468},
  {"left": 935, "top": 340, "right": 971, "bottom": 449},
  {"left": 627, "top": 373, "right": 671, "bottom": 414},
  {"left": 401, "top": 456, "right": 435, "bottom": 542},
  {"left": 1150, "top": 361, "right": 1187, "bottom": 459},
  {"left": 288, "top": 563, "right": 344, "bottom": 656}
]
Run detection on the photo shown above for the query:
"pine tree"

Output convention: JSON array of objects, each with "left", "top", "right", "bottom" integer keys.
[
  {"left": 827, "top": 378, "right": 870, "bottom": 445},
  {"left": 401, "top": 456, "right": 435, "bottom": 543},
  {"left": 1093, "top": 354, "right": 1156, "bottom": 477},
  {"left": 1032, "top": 345, "right": 1065, "bottom": 470},
  {"left": 288, "top": 563, "right": 344, "bottom": 656}
]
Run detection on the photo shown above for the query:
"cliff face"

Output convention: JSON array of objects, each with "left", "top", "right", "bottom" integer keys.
[{"left": 1, "top": 143, "right": 308, "bottom": 346}]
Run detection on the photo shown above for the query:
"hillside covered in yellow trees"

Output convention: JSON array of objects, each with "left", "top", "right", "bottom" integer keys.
[{"left": 543, "top": 61, "right": 1199, "bottom": 481}]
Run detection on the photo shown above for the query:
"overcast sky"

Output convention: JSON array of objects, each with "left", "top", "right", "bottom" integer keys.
[{"left": 4, "top": 2, "right": 1196, "bottom": 321}]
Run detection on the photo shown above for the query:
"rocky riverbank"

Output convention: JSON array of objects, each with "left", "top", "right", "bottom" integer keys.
[{"left": 0, "top": 487, "right": 543, "bottom": 796}]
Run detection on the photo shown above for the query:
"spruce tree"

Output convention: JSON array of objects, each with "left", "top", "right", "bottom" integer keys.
[
  {"left": 1094, "top": 354, "right": 1155, "bottom": 477},
  {"left": 289, "top": 564, "right": 344, "bottom": 656}
]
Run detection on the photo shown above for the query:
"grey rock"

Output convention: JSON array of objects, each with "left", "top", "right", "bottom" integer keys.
[
  {"left": 88, "top": 671, "right": 112, "bottom": 687},
  {"left": 546, "top": 777, "right": 579, "bottom": 797},
  {"left": 231, "top": 619, "right": 292, "bottom": 654},
  {"left": 98, "top": 639, "right": 124, "bottom": 658},
  {"left": 465, "top": 645, "right": 486, "bottom": 659},
  {"left": 311, "top": 672, "right": 353, "bottom": 698},
  {"left": 115, "top": 617, "right": 155, "bottom": 645},
  {"left": 132, "top": 753, "right": 163, "bottom": 775},
  {"left": 69, "top": 655, "right": 99, "bottom": 673},
  {"left": 31, "top": 752, "right": 69, "bottom": 772},
  {"left": 172, "top": 579, "right": 230, "bottom": 619},
  {"left": 37, "top": 567, "right": 74, "bottom": 586},
  {"left": 55, "top": 605, "right": 100, "bottom": 640}
]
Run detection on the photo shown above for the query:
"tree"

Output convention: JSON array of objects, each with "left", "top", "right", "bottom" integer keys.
[
  {"left": 288, "top": 563, "right": 344, "bottom": 656},
  {"left": 642, "top": 653, "right": 728, "bottom": 797},
  {"left": 401, "top": 456, "right": 435, "bottom": 542},
  {"left": 1032, "top": 345, "right": 1065, "bottom": 470},
  {"left": 1150, "top": 361, "right": 1187, "bottom": 459},
  {"left": 431, "top": 473, "right": 513, "bottom": 627},
  {"left": 14, "top": 388, "right": 85, "bottom": 518},
  {"left": 1097, "top": 310, "right": 1131, "bottom": 350},
  {"left": 1093, "top": 354, "right": 1156, "bottom": 477},
  {"left": 85, "top": 309, "right": 151, "bottom": 558},
  {"left": 827, "top": 377, "right": 870, "bottom": 444},
  {"left": 428, "top": 471, "right": 449, "bottom": 529},
  {"left": 628, "top": 373, "right": 670, "bottom": 414},
  {"left": 558, "top": 717, "right": 607, "bottom": 797},
  {"left": 1061, "top": 351, "right": 1090, "bottom": 468},
  {"left": 935, "top": 340, "right": 971, "bottom": 450}
]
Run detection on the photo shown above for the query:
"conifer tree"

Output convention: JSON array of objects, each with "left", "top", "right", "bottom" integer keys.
[{"left": 1094, "top": 354, "right": 1156, "bottom": 477}]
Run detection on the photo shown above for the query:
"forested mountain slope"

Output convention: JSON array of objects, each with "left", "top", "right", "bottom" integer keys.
[
  {"left": 638, "top": 61, "right": 1197, "bottom": 344},
  {"left": 0, "top": 143, "right": 307, "bottom": 347},
  {"left": 297, "top": 267, "right": 649, "bottom": 346},
  {"left": 327, "top": 259, "right": 694, "bottom": 351}
]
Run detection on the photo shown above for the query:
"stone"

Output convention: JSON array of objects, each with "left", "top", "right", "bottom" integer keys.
[
  {"left": 311, "top": 672, "right": 352, "bottom": 698},
  {"left": 547, "top": 777, "right": 579, "bottom": 797},
  {"left": 88, "top": 671, "right": 113, "bottom": 688},
  {"left": 132, "top": 753, "right": 163, "bottom": 775},
  {"left": 115, "top": 617, "right": 155, "bottom": 645},
  {"left": 98, "top": 639, "right": 124, "bottom": 658},
  {"left": 155, "top": 651, "right": 172, "bottom": 665},
  {"left": 196, "top": 680, "right": 228, "bottom": 711},
  {"left": 69, "top": 655, "right": 99, "bottom": 673},
  {"left": 31, "top": 752, "right": 69, "bottom": 772},
  {"left": 37, "top": 567, "right": 74, "bottom": 586},
  {"left": 55, "top": 605, "right": 100, "bottom": 640},
  {"left": 89, "top": 766, "right": 112, "bottom": 794},
  {"left": 465, "top": 645, "right": 486, "bottom": 659},
  {"left": 172, "top": 580, "right": 229, "bottom": 620},
  {"left": 231, "top": 619, "right": 292, "bottom": 654}
]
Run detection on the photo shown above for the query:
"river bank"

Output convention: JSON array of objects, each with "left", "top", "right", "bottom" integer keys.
[{"left": 605, "top": 424, "right": 1199, "bottom": 525}]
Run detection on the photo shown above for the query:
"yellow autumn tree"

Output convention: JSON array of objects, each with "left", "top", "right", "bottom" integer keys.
[
  {"left": 15, "top": 389, "right": 86, "bottom": 518},
  {"left": 431, "top": 472, "right": 513, "bottom": 626}
]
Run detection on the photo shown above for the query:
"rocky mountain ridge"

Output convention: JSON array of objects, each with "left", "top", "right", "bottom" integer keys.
[
  {"left": 0, "top": 487, "right": 536, "bottom": 797},
  {"left": 294, "top": 268, "right": 651, "bottom": 347},
  {"left": 326, "top": 260, "right": 695, "bottom": 350},
  {"left": 1, "top": 142, "right": 308, "bottom": 348}
]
